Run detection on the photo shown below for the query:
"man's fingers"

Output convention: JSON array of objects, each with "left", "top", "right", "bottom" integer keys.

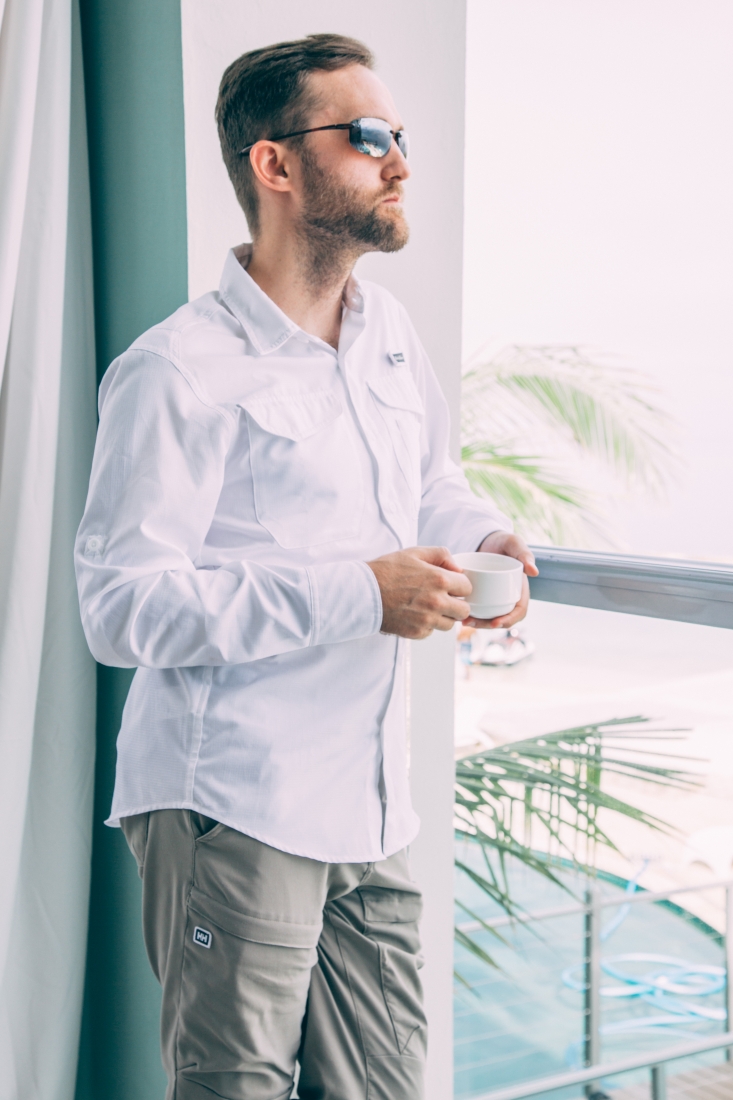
[
  {"left": 411, "top": 545, "right": 454, "bottom": 567},
  {"left": 498, "top": 538, "right": 538, "bottom": 577},
  {"left": 446, "top": 597, "right": 472, "bottom": 622},
  {"left": 468, "top": 576, "right": 530, "bottom": 629},
  {"left": 479, "top": 532, "right": 539, "bottom": 577},
  {"left": 519, "top": 550, "right": 539, "bottom": 577},
  {"left": 414, "top": 547, "right": 472, "bottom": 597},
  {"left": 367, "top": 547, "right": 478, "bottom": 638},
  {"left": 439, "top": 557, "right": 464, "bottom": 574},
  {"left": 442, "top": 571, "right": 472, "bottom": 599},
  {"left": 435, "top": 604, "right": 471, "bottom": 630}
]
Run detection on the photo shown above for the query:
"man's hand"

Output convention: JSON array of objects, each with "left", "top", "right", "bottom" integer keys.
[
  {"left": 367, "top": 546, "right": 472, "bottom": 639},
  {"left": 465, "top": 531, "right": 539, "bottom": 629}
]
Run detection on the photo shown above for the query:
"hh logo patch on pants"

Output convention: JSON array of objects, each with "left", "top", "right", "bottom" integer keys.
[{"left": 193, "top": 926, "right": 212, "bottom": 948}]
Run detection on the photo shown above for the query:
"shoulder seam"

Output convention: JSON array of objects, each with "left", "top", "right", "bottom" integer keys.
[{"left": 128, "top": 345, "right": 234, "bottom": 428}]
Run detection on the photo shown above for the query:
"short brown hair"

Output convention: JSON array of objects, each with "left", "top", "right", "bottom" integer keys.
[{"left": 216, "top": 34, "right": 374, "bottom": 235}]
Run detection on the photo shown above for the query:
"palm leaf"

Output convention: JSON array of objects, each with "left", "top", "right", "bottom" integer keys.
[
  {"left": 460, "top": 440, "right": 605, "bottom": 545},
  {"left": 462, "top": 344, "right": 676, "bottom": 492},
  {"left": 454, "top": 717, "right": 701, "bottom": 973}
]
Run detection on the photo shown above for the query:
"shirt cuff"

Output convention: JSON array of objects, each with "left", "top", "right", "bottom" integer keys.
[
  {"left": 307, "top": 560, "right": 383, "bottom": 647},
  {"left": 457, "top": 515, "right": 514, "bottom": 556}
]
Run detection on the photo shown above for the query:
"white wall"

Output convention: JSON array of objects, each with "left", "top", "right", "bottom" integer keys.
[
  {"left": 180, "top": 4, "right": 467, "bottom": 1095},
  {"left": 464, "top": 0, "right": 733, "bottom": 562}
]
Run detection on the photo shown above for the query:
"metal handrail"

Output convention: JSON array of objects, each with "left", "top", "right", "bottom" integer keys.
[
  {"left": 460, "top": 877, "right": 733, "bottom": 1100},
  {"left": 456, "top": 876, "right": 733, "bottom": 934},
  {"left": 471, "top": 1031, "right": 733, "bottom": 1100},
  {"left": 528, "top": 545, "right": 733, "bottom": 629}
]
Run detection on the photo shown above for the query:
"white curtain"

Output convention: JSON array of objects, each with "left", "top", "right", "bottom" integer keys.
[{"left": 0, "top": 0, "right": 97, "bottom": 1096}]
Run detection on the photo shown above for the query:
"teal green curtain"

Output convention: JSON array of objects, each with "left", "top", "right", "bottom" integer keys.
[{"left": 75, "top": 2, "right": 188, "bottom": 1096}]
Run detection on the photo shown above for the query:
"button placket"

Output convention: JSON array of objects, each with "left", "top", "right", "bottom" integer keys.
[{"left": 357, "top": 396, "right": 405, "bottom": 539}]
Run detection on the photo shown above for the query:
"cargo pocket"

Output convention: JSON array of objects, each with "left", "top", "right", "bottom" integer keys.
[
  {"left": 240, "top": 387, "right": 364, "bottom": 548},
  {"left": 187, "top": 887, "right": 323, "bottom": 949},
  {"left": 175, "top": 887, "right": 323, "bottom": 1096},
  {"left": 360, "top": 885, "right": 426, "bottom": 1058}
]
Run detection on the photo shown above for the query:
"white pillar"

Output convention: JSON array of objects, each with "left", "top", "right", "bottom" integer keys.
[{"left": 409, "top": 631, "right": 457, "bottom": 1099}]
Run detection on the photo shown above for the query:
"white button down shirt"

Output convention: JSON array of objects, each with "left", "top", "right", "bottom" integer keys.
[{"left": 76, "top": 245, "right": 511, "bottom": 862}]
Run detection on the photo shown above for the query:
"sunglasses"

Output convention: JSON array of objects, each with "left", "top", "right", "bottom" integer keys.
[{"left": 239, "top": 117, "right": 409, "bottom": 160}]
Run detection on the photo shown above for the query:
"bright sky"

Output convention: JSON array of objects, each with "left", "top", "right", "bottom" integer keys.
[{"left": 464, "top": 0, "right": 733, "bottom": 561}]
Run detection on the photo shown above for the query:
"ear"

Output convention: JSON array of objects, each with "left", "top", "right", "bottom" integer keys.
[{"left": 248, "top": 141, "right": 294, "bottom": 194}]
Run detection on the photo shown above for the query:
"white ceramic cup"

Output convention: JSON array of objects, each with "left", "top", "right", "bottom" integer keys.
[{"left": 452, "top": 551, "right": 524, "bottom": 620}]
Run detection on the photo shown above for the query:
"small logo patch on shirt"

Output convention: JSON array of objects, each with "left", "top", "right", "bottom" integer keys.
[
  {"left": 193, "top": 926, "right": 212, "bottom": 948},
  {"left": 84, "top": 534, "right": 106, "bottom": 556},
  {"left": 388, "top": 350, "right": 405, "bottom": 365}
]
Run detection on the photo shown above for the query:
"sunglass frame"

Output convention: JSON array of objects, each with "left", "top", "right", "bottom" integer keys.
[{"left": 239, "top": 117, "right": 408, "bottom": 160}]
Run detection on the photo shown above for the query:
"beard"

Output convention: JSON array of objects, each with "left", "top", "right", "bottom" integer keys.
[{"left": 297, "top": 145, "right": 410, "bottom": 289}]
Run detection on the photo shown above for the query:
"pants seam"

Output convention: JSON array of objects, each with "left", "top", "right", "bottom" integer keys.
[
  {"left": 170, "top": 826, "right": 197, "bottom": 1098},
  {"left": 358, "top": 861, "right": 375, "bottom": 885},
  {"left": 327, "top": 907, "right": 370, "bottom": 1098},
  {"left": 140, "top": 812, "right": 150, "bottom": 878}
]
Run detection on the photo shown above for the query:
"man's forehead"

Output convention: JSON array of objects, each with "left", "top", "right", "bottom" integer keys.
[{"left": 306, "top": 66, "right": 403, "bottom": 129}]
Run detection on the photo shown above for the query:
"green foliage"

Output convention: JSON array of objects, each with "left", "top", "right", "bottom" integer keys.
[
  {"left": 454, "top": 717, "right": 700, "bottom": 969},
  {"left": 461, "top": 344, "right": 677, "bottom": 544},
  {"left": 461, "top": 441, "right": 595, "bottom": 546}
]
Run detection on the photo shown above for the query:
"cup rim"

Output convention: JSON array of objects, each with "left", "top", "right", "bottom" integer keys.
[{"left": 452, "top": 551, "right": 524, "bottom": 573}]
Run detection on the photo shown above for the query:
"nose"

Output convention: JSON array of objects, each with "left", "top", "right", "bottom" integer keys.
[{"left": 382, "top": 141, "right": 410, "bottom": 181}]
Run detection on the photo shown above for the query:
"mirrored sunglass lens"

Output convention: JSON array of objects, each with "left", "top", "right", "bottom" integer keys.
[
  {"left": 351, "top": 118, "right": 393, "bottom": 158},
  {"left": 396, "top": 131, "right": 409, "bottom": 160}
]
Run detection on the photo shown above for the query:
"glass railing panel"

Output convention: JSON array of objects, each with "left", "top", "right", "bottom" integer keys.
[{"left": 454, "top": 600, "right": 733, "bottom": 1098}]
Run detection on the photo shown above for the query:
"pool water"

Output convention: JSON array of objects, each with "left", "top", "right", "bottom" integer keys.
[{"left": 454, "top": 840, "right": 726, "bottom": 1099}]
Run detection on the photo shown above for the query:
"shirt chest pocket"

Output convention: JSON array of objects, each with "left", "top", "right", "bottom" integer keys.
[
  {"left": 367, "top": 371, "right": 425, "bottom": 505},
  {"left": 240, "top": 389, "right": 364, "bottom": 549}
]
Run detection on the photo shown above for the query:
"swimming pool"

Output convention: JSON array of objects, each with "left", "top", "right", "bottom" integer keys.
[{"left": 454, "top": 839, "right": 727, "bottom": 1098}]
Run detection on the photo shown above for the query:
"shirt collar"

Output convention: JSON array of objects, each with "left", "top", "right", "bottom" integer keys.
[{"left": 219, "top": 243, "right": 365, "bottom": 356}]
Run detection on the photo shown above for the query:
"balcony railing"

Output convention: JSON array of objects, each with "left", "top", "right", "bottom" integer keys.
[
  {"left": 528, "top": 547, "right": 733, "bottom": 629},
  {"left": 458, "top": 877, "right": 733, "bottom": 1100}
]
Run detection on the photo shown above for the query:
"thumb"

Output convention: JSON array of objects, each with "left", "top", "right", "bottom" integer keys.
[{"left": 518, "top": 549, "right": 539, "bottom": 577}]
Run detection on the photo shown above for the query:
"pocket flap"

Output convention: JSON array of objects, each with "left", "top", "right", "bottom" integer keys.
[
  {"left": 240, "top": 388, "right": 343, "bottom": 442},
  {"left": 360, "top": 885, "right": 423, "bottom": 924},
  {"left": 188, "top": 887, "right": 322, "bottom": 948},
  {"left": 367, "top": 371, "right": 425, "bottom": 416}
]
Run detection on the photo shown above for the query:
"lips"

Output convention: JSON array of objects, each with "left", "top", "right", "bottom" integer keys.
[{"left": 379, "top": 188, "right": 403, "bottom": 207}]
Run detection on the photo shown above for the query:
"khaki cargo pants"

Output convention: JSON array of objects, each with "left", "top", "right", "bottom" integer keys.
[{"left": 121, "top": 810, "right": 426, "bottom": 1100}]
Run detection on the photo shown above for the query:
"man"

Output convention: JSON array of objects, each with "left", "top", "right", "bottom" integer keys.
[{"left": 76, "top": 33, "right": 537, "bottom": 1100}]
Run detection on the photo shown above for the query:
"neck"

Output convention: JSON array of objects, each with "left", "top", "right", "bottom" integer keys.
[{"left": 246, "top": 228, "right": 360, "bottom": 350}]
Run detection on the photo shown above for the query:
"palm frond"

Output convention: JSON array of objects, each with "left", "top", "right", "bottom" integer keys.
[
  {"left": 454, "top": 717, "right": 701, "bottom": 974},
  {"left": 460, "top": 440, "right": 606, "bottom": 545},
  {"left": 462, "top": 344, "right": 677, "bottom": 494}
]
